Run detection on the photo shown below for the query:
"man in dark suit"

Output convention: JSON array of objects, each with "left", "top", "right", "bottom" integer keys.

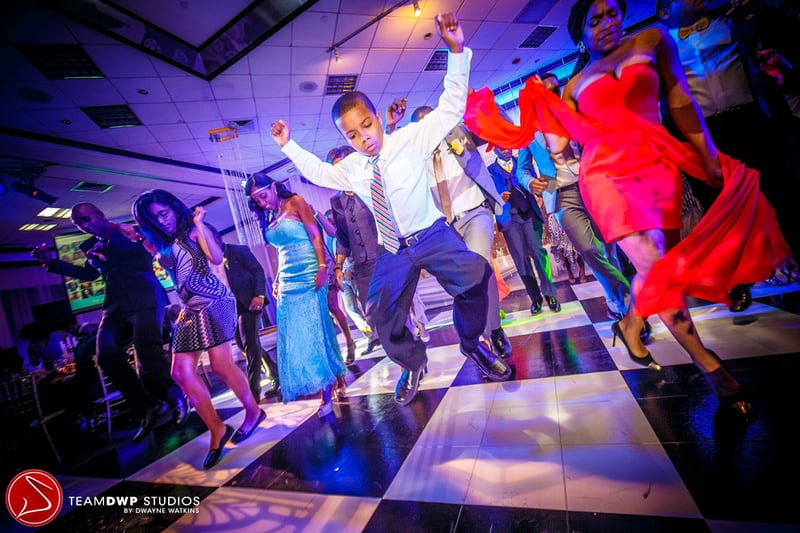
[
  {"left": 32, "top": 203, "right": 186, "bottom": 443},
  {"left": 488, "top": 148, "right": 560, "bottom": 315},
  {"left": 328, "top": 146, "right": 382, "bottom": 356},
  {"left": 223, "top": 243, "right": 279, "bottom": 402}
]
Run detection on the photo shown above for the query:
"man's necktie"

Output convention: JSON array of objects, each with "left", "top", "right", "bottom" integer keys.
[
  {"left": 369, "top": 156, "right": 401, "bottom": 253},
  {"left": 432, "top": 148, "right": 454, "bottom": 223}
]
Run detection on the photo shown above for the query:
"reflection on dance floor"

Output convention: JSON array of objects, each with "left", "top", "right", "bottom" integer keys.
[{"left": 3, "top": 275, "right": 799, "bottom": 532}]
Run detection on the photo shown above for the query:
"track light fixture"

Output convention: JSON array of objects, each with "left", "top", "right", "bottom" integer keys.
[
  {"left": 327, "top": 0, "right": 417, "bottom": 59},
  {"left": 12, "top": 180, "right": 58, "bottom": 205}
]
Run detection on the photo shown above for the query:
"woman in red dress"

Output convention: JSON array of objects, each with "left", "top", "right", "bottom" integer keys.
[{"left": 465, "top": 0, "right": 791, "bottom": 418}]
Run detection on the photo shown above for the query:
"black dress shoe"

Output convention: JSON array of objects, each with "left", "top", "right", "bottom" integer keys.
[
  {"left": 173, "top": 396, "right": 189, "bottom": 426},
  {"left": 547, "top": 296, "right": 561, "bottom": 312},
  {"left": 231, "top": 409, "right": 266, "bottom": 444},
  {"left": 394, "top": 358, "right": 427, "bottom": 405},
  {"left": 361, "top": 338, "right": 381, "bottom": 356},
  {"left": 461, "top": 343, "right": 512, "bottom": 382},
  {"left": 530, "top": 299, "right": 543, "bottom": 315},
  {"left": 262, "top": 384, "right": 280, "bottom": 400},
  {"left": 728, "top": 284, "right": 752, "bottom": 313},
  {"left": 204, "top": 424, "right": 234, "bottom": 469},
  {"left": 131, "top": 405, "right": 158, "bottom": 443},
  {"left": 490, "top": 328, "right": 512, "bottom": 359}
]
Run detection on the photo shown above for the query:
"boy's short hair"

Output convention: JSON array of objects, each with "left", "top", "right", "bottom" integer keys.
[{"left": 331, "top": 91, "right": 376, "bottom": 124}]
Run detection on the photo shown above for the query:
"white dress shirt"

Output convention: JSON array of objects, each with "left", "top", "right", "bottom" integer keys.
[
  {"left": 426, "top": 139, "right": 486, "bottom": 217},
  {"left": 281, "top": 48, "right": 472, "bottom": 242}
]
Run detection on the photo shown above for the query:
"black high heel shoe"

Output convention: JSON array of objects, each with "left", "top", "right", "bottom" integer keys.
[
  {"left": 345, "top": 339, "right": 356, "bottom": 366},
  {"left": 704, "top": 350, "right": 753, "bottom": 419},
  {"left": 611, "top": 321, "right": 663, "bottom": 371}
]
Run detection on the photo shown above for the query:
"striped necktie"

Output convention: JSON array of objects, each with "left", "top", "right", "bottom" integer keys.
[{"left": 368, "top": 156, "right": 401, "bottom": 253}]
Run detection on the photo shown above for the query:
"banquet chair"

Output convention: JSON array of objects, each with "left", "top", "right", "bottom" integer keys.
[
  {"left": 91, "top": 347, "right": 138, "bottom": 443},
  {"left": 0, "top": 373, "right": 68, "bottom": 463}
]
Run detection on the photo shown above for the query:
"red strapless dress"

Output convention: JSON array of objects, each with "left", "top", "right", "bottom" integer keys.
[{"left": 464, "top": 63, "right": 789, "bottom": 316}]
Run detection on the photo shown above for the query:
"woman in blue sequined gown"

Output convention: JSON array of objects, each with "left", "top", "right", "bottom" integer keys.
[{"left": 246, "top": 172, "right": 346, "bottom": 417}]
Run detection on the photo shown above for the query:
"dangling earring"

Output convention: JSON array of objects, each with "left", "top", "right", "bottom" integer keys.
[{"left": 577, "top": 41, "right": 586, "bottom": 54}]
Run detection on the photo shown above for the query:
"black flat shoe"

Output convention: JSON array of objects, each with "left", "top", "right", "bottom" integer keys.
[
  {"left": 231, "top": 409, "right": 266, "bottom": 444},
  {"left": 611, "top": 321, "right": 662, "bottom": 372},
  {"left": 204, "top": 424, "right": 234, "bottom": 469},
  {"left": 394, "top": 358, "right": 427, "bottom": 405},
  {"left": 530, "top": 299, "right": 543, "bottom": 315},
  {"left": 547, "top": 296, "right": 561, "bottom": 312}
]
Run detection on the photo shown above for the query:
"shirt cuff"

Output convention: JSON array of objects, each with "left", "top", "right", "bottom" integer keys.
[
  {"left": 282, "top": 139, "right": 302, "bottom": 158},
  {"left": 447, "top": 47, "right": 472, "bottom": 77}
]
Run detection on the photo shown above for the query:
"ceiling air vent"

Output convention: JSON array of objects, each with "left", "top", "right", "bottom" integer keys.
[
  {"left": 18, "top": 44, "right": 104, "bottom": 80},
  {"left": 325, "top": 75, "right": 358, "bottom": 95},
  {"left": 71, "top": 181, "right": 112, "bottom": 193},
  {"left": 424, "top": 50, "right": 449, "bottom": 72},
  {"left": 81, "top": 104, "right": 142, "bottom": 129},
  {"left": 519, "top": 25, "right": 558, "bottom": 48}
]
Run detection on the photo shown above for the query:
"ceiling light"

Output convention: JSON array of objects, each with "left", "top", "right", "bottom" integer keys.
[
  {"left": 333, "top": 47, "right": 341, "bottom": 63},
  {"left": 19, "top": 223, "right": 57, "bottom": 231},
  {"left": 413, "top": 1, "right": 421, "bottom": 16},
  {"left": 37, "top": 207, "right": 72, "bottom": 218}
]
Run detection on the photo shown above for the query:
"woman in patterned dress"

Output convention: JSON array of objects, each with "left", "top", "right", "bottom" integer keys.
[{"left": 133, "top": 189, "right": 264, "bottom": 469}]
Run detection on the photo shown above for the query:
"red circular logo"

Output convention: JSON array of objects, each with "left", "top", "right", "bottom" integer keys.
[{"left": 5, "top": 469, "right": 64, "bottom": 527}]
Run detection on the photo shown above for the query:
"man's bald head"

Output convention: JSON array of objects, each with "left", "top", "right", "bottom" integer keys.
[
  {"left": 70, "top": 203, "right": 104, "bottom": 221},
  {"left": 411, "top": 106, "right": 434, "bottom": 123},
  {"left": 70, "top": 203, "right": 110, "bottom": 237}
]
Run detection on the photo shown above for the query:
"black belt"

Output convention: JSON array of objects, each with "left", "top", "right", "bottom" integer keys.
[
  {"left": 397, "top": 218, "right": 444, "bottom": 250},
  {"left": 707, "top": 102, "right": 755, "bottom": 119},
  {"left": 451, "top": 200, "right": 491, "bottom": 223},
  {"left": 558, "top": 183, "right": 578, "bottom": 193}
]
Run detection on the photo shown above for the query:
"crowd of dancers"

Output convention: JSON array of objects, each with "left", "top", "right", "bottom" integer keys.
[{"left": 31, "top": 2, "right": 797, "bottom": 469}]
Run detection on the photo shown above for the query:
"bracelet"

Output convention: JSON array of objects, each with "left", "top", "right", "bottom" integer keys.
[
  {"left": 333, "top": 265, "right": 343, "bottom": 272},
  {"left": 318, "top": 263, "right": 328, "bottom": 268}
]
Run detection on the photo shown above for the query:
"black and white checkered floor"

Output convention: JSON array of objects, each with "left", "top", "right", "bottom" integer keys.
[{"left": 5, "top": 274, "right": 800, "bottom": 532}]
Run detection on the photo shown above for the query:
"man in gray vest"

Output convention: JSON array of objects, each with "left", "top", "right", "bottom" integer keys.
[{"left": 404, "top": 105, "right": 512, "bottom": 358}]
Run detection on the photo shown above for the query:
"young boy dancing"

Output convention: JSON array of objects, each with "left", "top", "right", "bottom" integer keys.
[{"left": 269, "top": 13, "right": 511, "bottom": 406}]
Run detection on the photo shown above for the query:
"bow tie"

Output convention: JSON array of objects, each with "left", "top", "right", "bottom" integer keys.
[{"left": 678, "top": 16, "right": 710, "bottom": 40}]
